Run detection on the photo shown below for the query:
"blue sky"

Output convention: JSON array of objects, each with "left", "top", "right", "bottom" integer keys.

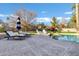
[{"left": 0, "top": 3, "right": 73, "bottom": 25}]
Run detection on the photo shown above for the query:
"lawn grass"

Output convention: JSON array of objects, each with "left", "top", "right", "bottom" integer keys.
[
  {"left": 28, "top": 31, "right": 78, "bottom": 36},
  {"left": 49, "top": 32, "right": 79, "bottom": 36},
  {"left": 1, "top": 30, "right": 77, "bottom": 36}
]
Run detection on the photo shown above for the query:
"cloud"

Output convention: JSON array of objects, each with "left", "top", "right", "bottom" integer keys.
[
  {"left": 0, "top": 14, "right": 9, "bottom": 17},
  {"left": 65, "top": 17, "right": 71, "bottom": 20},
  {"left": 57, "top": 17, "right": 62, "bottom": 20},
  {"left": 10, "top": 14, "right": 19, "bottom": 18},
  {"left": 0, "top": 14, "right": 19, "bottom": 18},
  {"left": 31, "top": 17, "right": 51, "bottom": 26},
  {"left": 31, "top": 17, "right": 51, "bottom": 23},
  {"left": 41, "top": 11, "right": 47, "bottom": 13},
  {"left": 64, "top": 11, "right": 72, "bottom": 15},
  {"left": 57, "top": 17, "right": 71, "bottom": 20},
  {"left": 36, "top": 17, "right": 51, "bottom": 22}
]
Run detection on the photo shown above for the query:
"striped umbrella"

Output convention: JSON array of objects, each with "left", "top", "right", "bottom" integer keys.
[{"left": 16, "top": 17, "right": 21, "bottom": 31}]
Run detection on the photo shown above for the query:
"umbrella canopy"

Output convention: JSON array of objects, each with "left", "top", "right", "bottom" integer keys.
[{"left": 16, "top": 17, "right": 21, "bottom": 31}]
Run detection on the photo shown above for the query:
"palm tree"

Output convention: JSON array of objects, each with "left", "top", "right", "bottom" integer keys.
[
  {"left": 51, "top": 17, "right": 58, "bottom": 27},
  {"left": 49, "top": 17, "right": 58, "bottom": 32},
  {"left": 76, "top": 3, "right": 79, "bottom": 30},
  {"left": 67, "top": 3, "right": 78, "bottom": 28}
]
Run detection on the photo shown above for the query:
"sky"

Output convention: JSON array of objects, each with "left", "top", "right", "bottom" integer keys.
[{"left": 0, "top": 3, "right": 73, "bottom": 25}]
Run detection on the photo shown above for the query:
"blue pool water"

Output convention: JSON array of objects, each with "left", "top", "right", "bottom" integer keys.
[{"left": 52, "top": 35, "right": 79, "bottom": 43}]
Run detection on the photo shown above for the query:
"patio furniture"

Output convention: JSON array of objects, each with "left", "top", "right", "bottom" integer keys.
[
  {"left": 36, "top": 29, "right": 51, "bottom": 36},
  {"left": 36, "top": 29, "right": 40, "bottom": 34},
  {"left": 42, "top": 29, "right": 47, "bottom": 34},
  {"left": 19, "top": 31, "right": 31, "bottom": 37},
  {"left": 4, "top": 31, "right": 28, "bottom": 40}
]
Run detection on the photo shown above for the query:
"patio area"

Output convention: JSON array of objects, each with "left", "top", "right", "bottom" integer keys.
[{"left": 0, "top": 35, "right": 79, "bottom": 56}]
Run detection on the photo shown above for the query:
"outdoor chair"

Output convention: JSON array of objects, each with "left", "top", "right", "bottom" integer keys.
[
  {"left": 19, "top": 31, "right": 31, "bottom": 37},
  {"left": 42, "top": 29, "right": 47, "bottom": 34},
  {"left": 36, "top": 29, "right": 51, "bottom": 36},
  {"left": 4, "top": 31, "right": 29, "bottom": 40},
  {"left": 42, "top": 29, "right": 51, "bottom": 36},
  {"left": 19, "top": 31, "right": 30, "bottom": 35},
  {"left": 36, "top": 29, "right": 40, "bottom": 34}
]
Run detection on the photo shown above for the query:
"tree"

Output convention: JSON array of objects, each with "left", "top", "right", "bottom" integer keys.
[
  {"left": 37, "top": 23, "right": 47, "bottom": 30},
  {"left": 67, "top": 15, "right": 76, "bottom": 28},
  {"left": 15, "top": 9, "right": 36, "bottom": 23},
  {"left": 51, "top": 17, "right": 58, "bottom": 28},
  {"left": 60, "top": 18, "right": 68, "bottom": 28},
  {"left": 7, "top": 8, "right": 36, "bottom": 31},
  {"left": 67, "top": 3, "right": 77, "bottom": 28},
  {"left": 49, "top": 17, "right": 58, "bottom": 32},
  {"left": 0, "top": 19, "right": 7, "bottom": 32}
]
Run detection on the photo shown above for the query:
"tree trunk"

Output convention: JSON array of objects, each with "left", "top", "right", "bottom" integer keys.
[{"left": 76, "top": 3, "right": 79, "bottom": 30}]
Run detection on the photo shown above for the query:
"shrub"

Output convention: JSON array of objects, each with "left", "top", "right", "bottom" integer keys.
[{"left": 0, "top": 27, "right": 5, "bottom": 32}]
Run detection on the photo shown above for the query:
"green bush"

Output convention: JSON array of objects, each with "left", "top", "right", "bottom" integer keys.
[{"left": 0, "top": 27, "right": 5, "bottom": 32}]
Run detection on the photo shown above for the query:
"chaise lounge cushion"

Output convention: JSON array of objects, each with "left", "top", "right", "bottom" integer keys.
[{"left": 6, "top": 31, "right": 25, "bottom": 36}]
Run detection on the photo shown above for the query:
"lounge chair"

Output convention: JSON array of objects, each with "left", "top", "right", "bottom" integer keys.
[
  {"left": 4, "top": 31, "right": 28, "bottom": 40},
  {"left": 42, "top": 29, "right": 47, "bottom": 34},
  {"left": 19, "top": 31, "right": 31, "bottom": 37},
  {"left": 36, "top": 29, "right": 40, "bottom": 34},
  {"left": 42, "top": 29, "right": 51, "bottom": 36},
  {"left": 36, "top": 29, "right": 51, "bottom": 36},
  {"left": 19, "top": 31, "right": 30, "bottom": 35}
]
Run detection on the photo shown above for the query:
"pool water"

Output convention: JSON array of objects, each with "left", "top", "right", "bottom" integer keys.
[{"left": 52, "top": 35, "right": 79, "bottom": 43}]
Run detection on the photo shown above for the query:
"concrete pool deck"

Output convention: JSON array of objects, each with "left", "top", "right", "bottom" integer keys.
[{"left": 0, "top": 35, "right": 79, "bottom": 56}]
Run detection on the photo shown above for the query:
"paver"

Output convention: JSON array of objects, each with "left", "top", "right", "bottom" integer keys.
[{"left": 0, "top": 35, "right": 79, "bottom": 56}]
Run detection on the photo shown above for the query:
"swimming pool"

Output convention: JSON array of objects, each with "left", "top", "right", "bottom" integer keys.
[{"left": 52, "top": 35, "right": 79, "bottom": 43}]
